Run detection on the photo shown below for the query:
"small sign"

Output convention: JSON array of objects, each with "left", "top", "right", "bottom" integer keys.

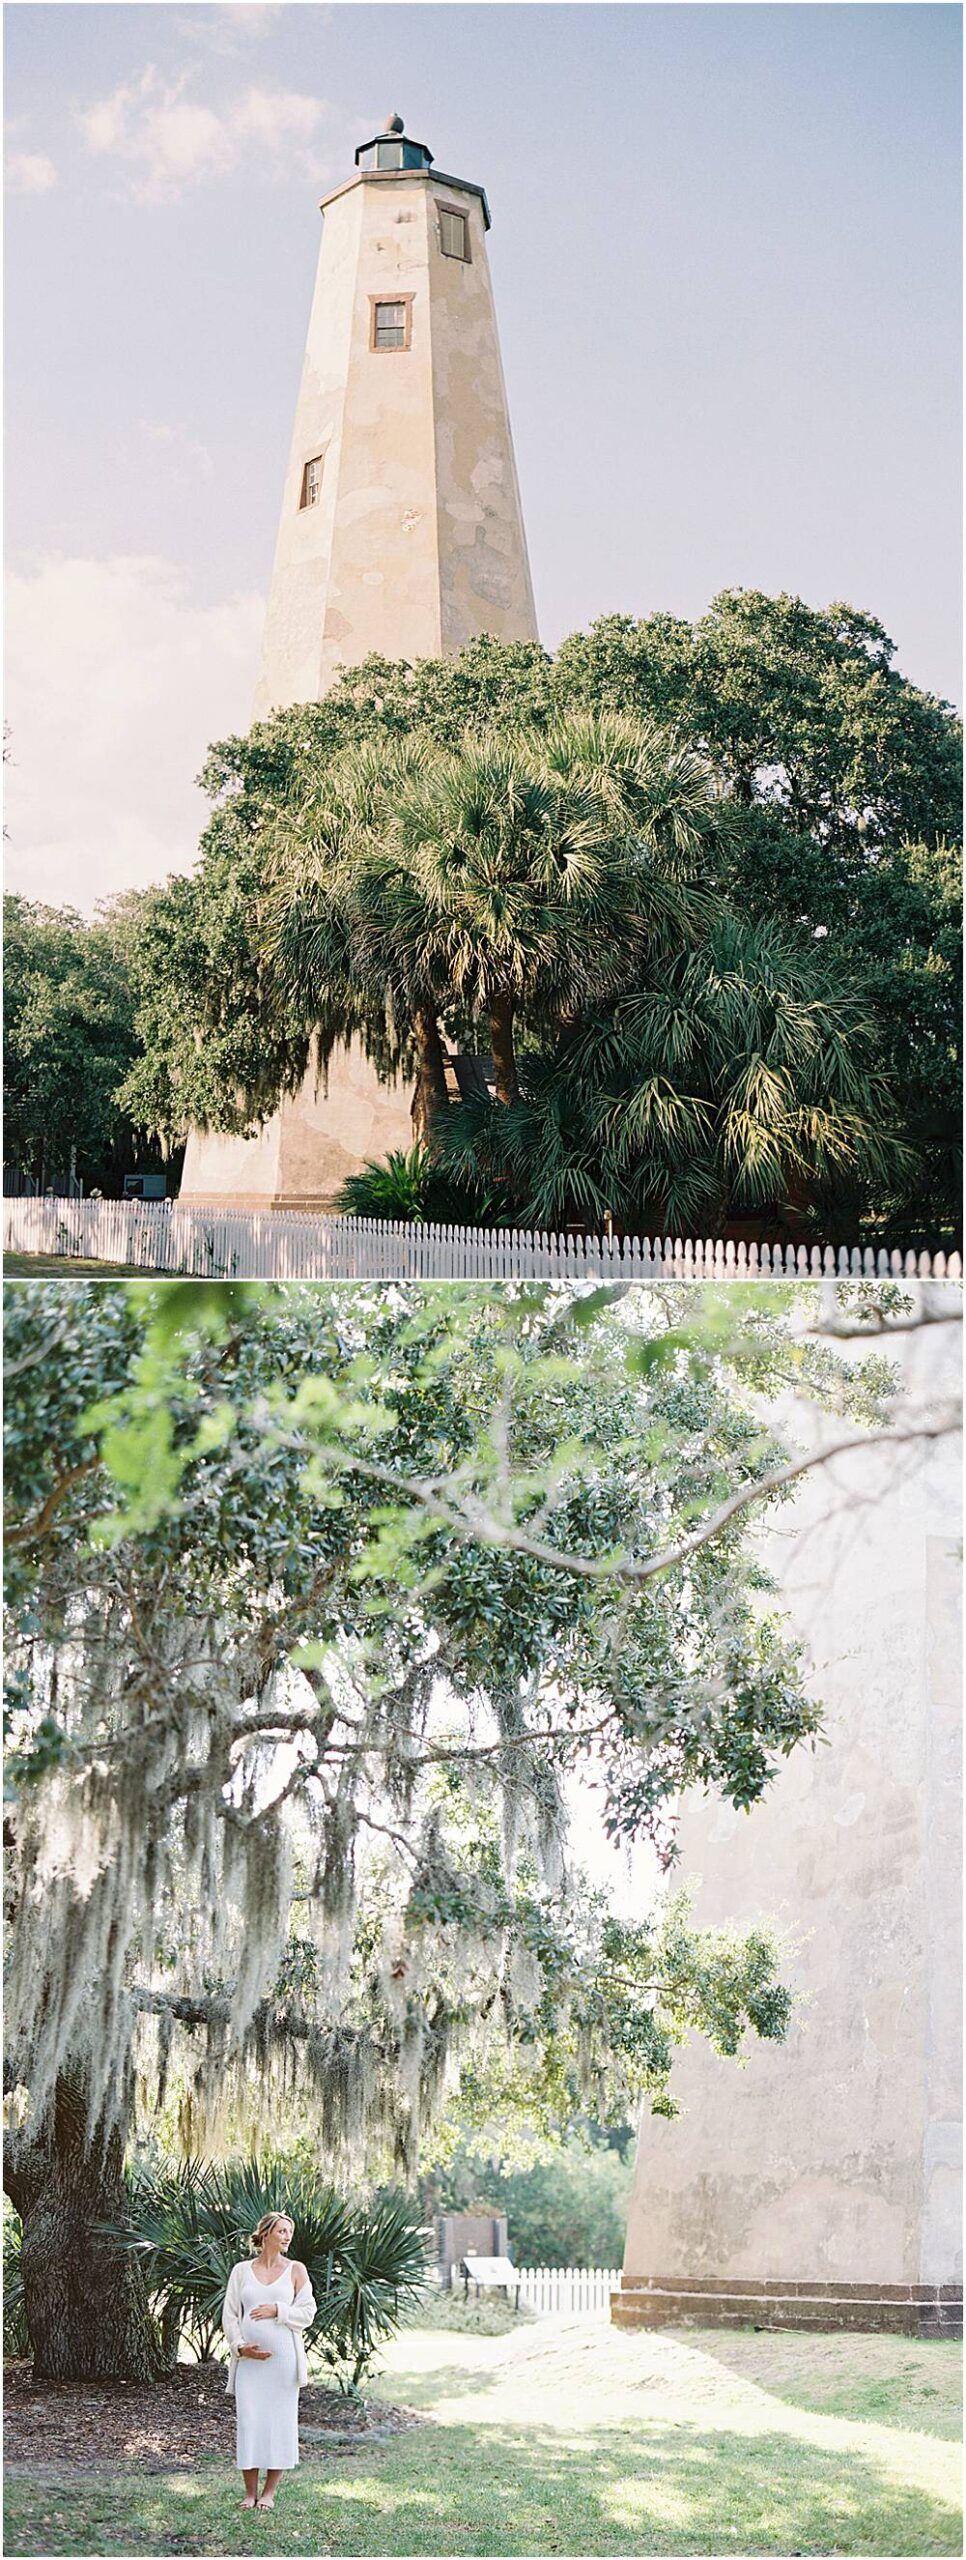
[{"left": 461, "top": 2255, "right": 517, "bottom": 2285}]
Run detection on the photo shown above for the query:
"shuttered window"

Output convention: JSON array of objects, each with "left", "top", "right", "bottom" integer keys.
[
  {"left": 371, "top": 298, "right": 411, "bottom": 350},
  {"left": 438, "top": 206, "right": 469, "bottom": 261},
  {"left": 299, "top": 454, "right": 323, "bottom": 508}
]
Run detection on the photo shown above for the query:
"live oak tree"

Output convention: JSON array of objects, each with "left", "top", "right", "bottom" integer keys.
[
  {"left": 3, "top": 897, "right": 144, "bottom": 1194},
  {"left": 553, "top": 594, "right": 961, "bottom": 850},
  {"left": 556, "top": 598, "right": 961, "bottom": 1239},
  {"left": 3, "top": 1278, "right": 894, "bottom": 2383},
  {"left": 831, "top": 839, "right": 961, "bottom": 1244},
  {"left": 551, "top": 598, "right": 962, "bottom": 1240}
]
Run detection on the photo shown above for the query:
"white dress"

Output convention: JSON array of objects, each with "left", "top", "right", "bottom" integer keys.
[{"left": 234, "top": 2266, "right": 301, "bottom": 2471}]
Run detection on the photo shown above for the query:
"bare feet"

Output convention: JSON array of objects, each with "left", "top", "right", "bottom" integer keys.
[{"left": 242, "top": 2495, "right": 258, "bottom": 2509}]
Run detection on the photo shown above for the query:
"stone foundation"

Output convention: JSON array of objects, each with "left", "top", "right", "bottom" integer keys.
[{"left": 612, "top": 2277, "right": 963, "bottom": 2339}]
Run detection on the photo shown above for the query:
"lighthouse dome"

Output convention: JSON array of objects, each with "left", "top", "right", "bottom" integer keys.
[{"left": 355, "top": 113, "right": 434, "bottom": 172}]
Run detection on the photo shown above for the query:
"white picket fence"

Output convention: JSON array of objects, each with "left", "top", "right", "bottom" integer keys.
[
  {"left": 517, "top": 2265, "right": 621, "bottom": 2316},
  {"left": 3, "top": 1195, "right": 962, "bottom": 1283}
]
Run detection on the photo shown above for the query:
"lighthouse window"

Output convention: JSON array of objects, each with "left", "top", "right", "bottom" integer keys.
[
  {"left": 375, "top": 139, "right": 404, "bottom": 169},
  {"left": 299, "top": 454, "right": 324, "bottom": 509},
  {"left": 371, "top": 297, "right": 412, "bottom": 351},
  {"left": 438, "top": 206, "right": 469, "bottom": 261}
]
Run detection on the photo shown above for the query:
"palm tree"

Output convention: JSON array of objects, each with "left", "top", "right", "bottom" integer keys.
[
  {"left": 436, "top": 914, "right": 908, "bottom": 1236},
  {"left": 258, "top": 715, "right": 904, "bottom": 1233},
  {"left": 264, "top": 738, "right": 452, "bottom": 1143},
  {"left": 108, "top": 2157, "right": 427, "bottom": 2393},
  {"left": 263, "top": 713, "right": 719, "bottom": 1136},
  {"left": 391, "top": 717, "right": 720, "bottom": 1104}
]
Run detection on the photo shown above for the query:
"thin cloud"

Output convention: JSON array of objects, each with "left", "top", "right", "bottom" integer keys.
[
  {"left": 7, "top": 151, "right": 58, "bottom": 195},
  {"left": 231, "top": 87, "right": 322, "bottom": 149},
  {"left": 222, "top": 3, "right": 285, "bottom": 24},
  {"left": 180, "top": 3, "right": 290, "bottom": 55},
  {"left": 137, "top": 421, "right": 216, "bottom": 483},
  {"left": 5, "top": 554, "right": 264, "bottom": 910},
  {"left": 77, "top": 65, "right": 340, "bottom": 201}
]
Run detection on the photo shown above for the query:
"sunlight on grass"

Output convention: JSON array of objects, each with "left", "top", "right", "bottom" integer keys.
[
  {"left": 615, "top": 2482, "right": 698, "bottom": 2527},
  {"left": 4, "top": 2323, "right": 961, "bottom": 2557}
]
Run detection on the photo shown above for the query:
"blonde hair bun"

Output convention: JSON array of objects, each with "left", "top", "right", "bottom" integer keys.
[{"left": 250, "top": 2210, "right": 291, "bottom": 2249}]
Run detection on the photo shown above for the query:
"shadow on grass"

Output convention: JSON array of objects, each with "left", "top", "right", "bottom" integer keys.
[
  {"left": 681, "top": 2334, "right": 963, "bottom": 2441},
  {"left": 383, "top": 2354, "right": 508, "bottom": 2406},
  {"left": 3, "top": 1256, "right": 148, "bottom": 1277},
  {"left": 4, "top": 2419, "right": 961, "bottom": 2557}
]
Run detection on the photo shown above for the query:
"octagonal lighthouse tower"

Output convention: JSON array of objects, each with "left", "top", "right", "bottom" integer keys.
[{"left": 181, "top": 113, "right": 538, "bottom": 1210}]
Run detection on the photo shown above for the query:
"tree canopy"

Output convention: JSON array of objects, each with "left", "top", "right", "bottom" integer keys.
[
  {"left": 413, "top": 2127, "right": 635, "bottom": 2274},
  {"left": 3, "top": 896, "right": 148, "bottom": 1194},
  {"left": 117, "top": 595, "right": 961, "bottom": 1242}
]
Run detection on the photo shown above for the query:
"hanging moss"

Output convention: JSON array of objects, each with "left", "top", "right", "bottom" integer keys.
[{"left": 6, "top": 1278, "right": 825, "bottom": 2178}]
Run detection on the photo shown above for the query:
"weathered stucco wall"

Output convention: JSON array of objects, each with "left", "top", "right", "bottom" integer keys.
[
  {"left": 180, "top": 1043, "right": 414, "bottom": 1210},
  {"left": 619, "top": 1326, "right": 962, "bottom": 2329},
  {"left": 427, "top": 183, "right": 537, "bottom": 655},
  {"left": 251, "top": 183, "right": 364, "bottom": 716},
  {"left": 179, "top": 1113, "right": 286, "bottom": 1209},
  {"left": 184, "top": 155, "right": 536, "bottom": 1206},
  {"left": 252, "top": 166, "right": 536, "bottom": 717}
]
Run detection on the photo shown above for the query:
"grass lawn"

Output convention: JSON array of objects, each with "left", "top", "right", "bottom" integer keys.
[{"left": 4, "top": 2319, "right": 961, "bottom": 2558}]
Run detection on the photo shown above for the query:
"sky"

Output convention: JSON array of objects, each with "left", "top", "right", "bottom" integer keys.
[{"left": 5, "top": 1, "right": 962, "bottom": 912}]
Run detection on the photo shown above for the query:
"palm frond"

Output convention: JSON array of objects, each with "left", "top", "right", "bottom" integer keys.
[{"left": 106, "top": 2156, "right": 428, "bottom": 2393}]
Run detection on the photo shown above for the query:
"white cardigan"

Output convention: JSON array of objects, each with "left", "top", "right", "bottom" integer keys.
[{"left": 221, "top": 2258, "right": 317, "bottom": 2395}]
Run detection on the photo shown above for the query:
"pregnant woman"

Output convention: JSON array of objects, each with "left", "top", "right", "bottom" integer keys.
[{"left": 222, "top": 2211, "right": 316, "bottom": 2511}]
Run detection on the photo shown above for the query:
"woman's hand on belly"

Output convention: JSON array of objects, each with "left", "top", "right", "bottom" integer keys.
[
  {"left": 249, "top": 2305, "right": 279, "bottom": 2322},
  {"left": 237, "top": 2343, "right": 272, "bottom": 2360}
]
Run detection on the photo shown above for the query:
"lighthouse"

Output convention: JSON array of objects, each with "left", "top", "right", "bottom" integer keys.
[
  {"left": 181, "top": 113, "right": 538, "bottom": 1210},
  {"left": 616, "top": 1337, "right": 963, "bottom": 2342}
]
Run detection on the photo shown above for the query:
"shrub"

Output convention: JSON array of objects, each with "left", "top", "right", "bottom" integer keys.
[
  {"left": 111, "top": 2157, "right": 429, "bottom": 2394},
  {"left": 338, "top": 1148, "right": 432, "bottom": 1220},
  {"left": 409, "top": 2286, "right": 534, "bottom": 2336},
  {"left": 336, "top": 1145, "right": 489, "bottom": 1225}
]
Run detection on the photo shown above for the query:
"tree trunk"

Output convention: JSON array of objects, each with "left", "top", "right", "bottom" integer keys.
[
  {"left": 488, "top": 994, "right": 518, "bottom": 1107},
  {"left": 4, "top": 2063, "right": 158, "bottom": 2383},
  {"left": 410, "top": 1003, "right": 449, "bottom": 1145}
]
